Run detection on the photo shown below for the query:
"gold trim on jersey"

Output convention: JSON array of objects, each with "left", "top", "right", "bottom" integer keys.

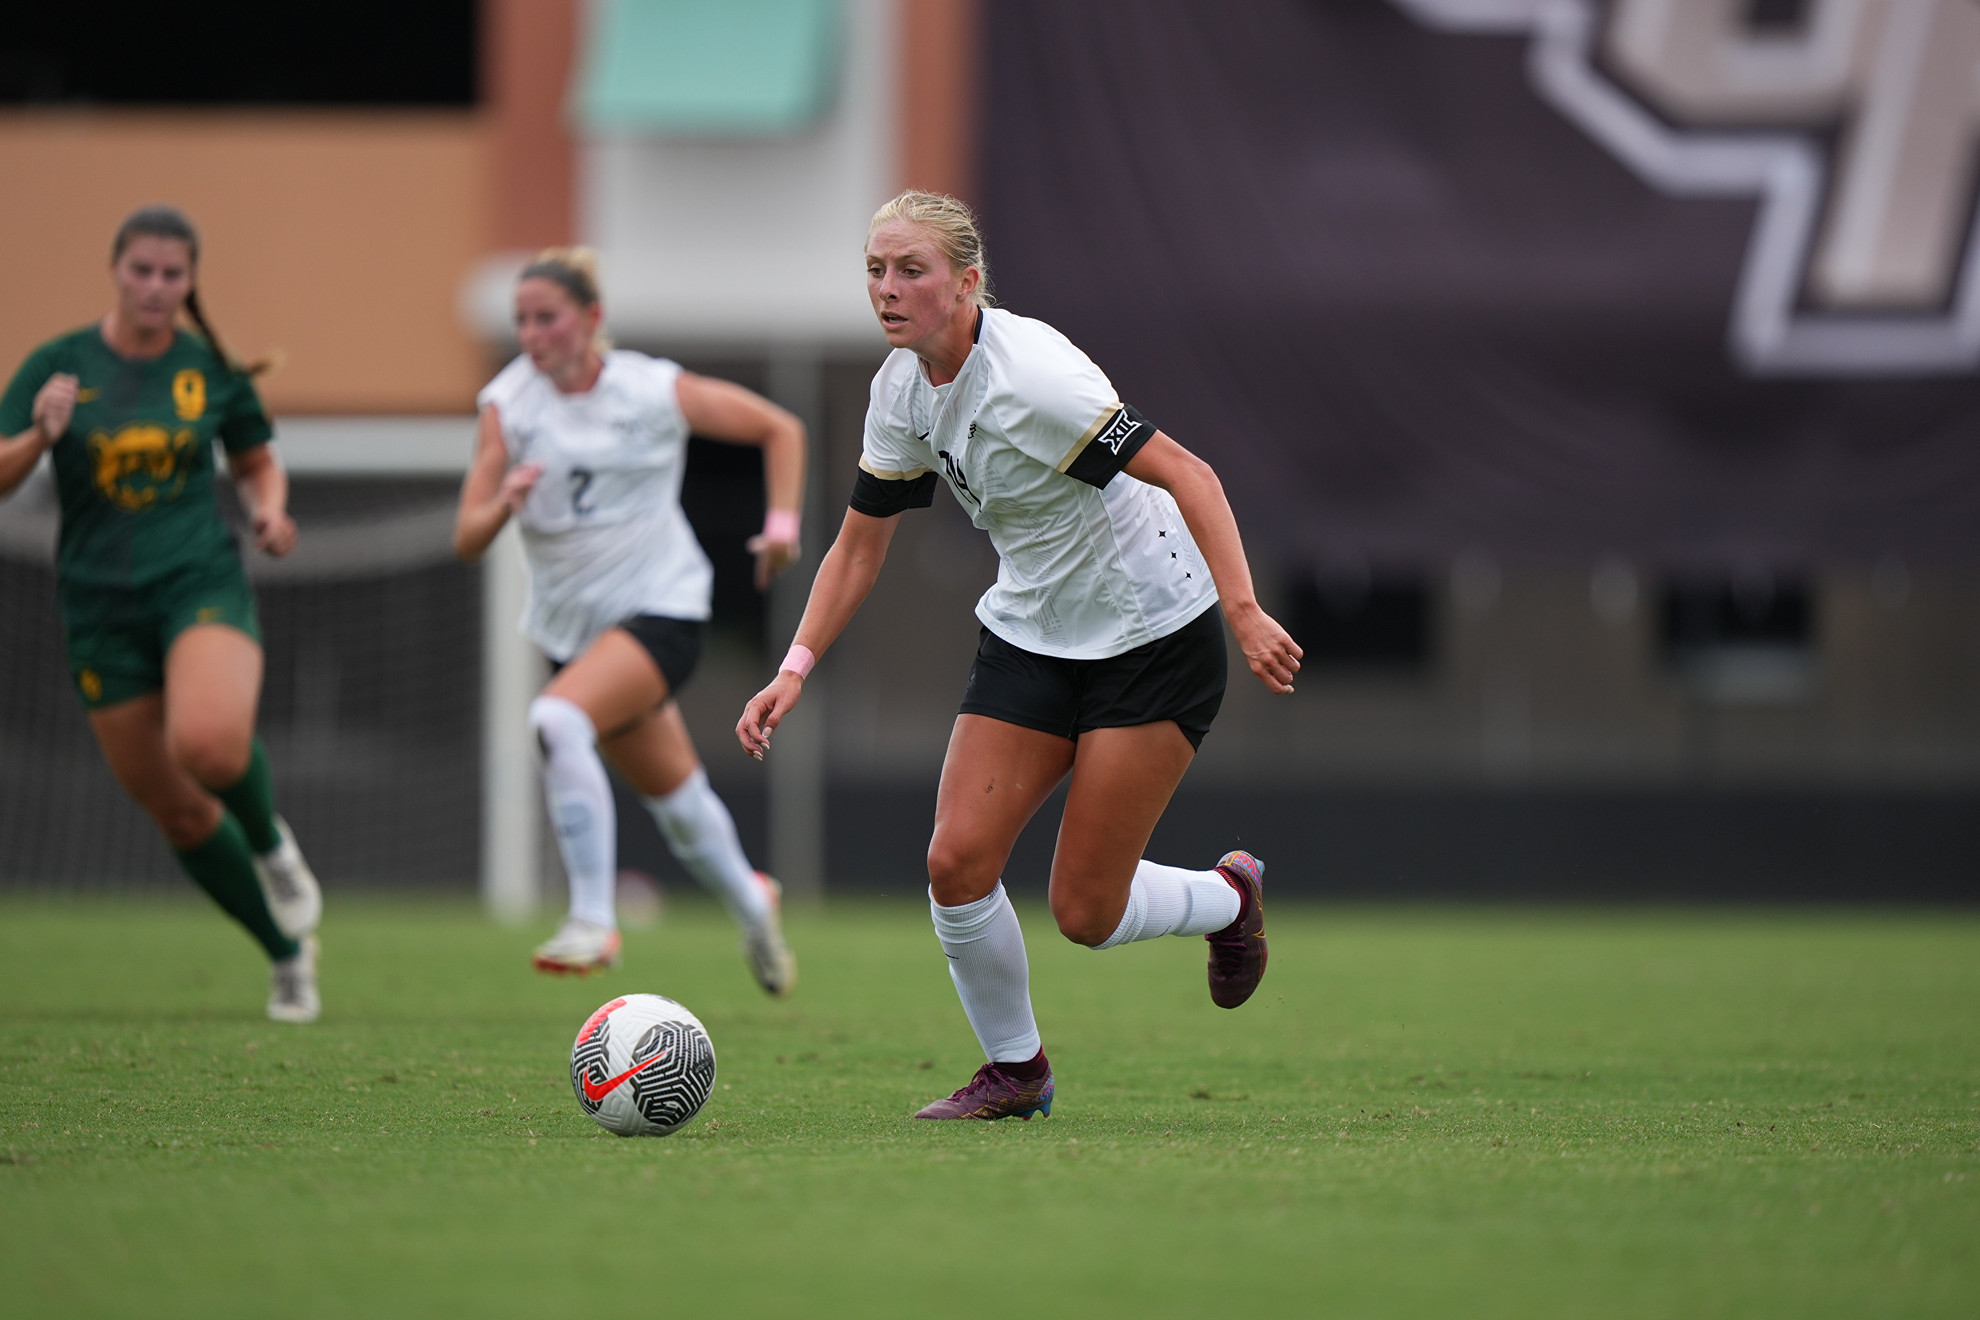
[
  {"left": 858, "top": 456, "right": 933, "bottom": 482},
  {"left": 76, "top": 387, "right": 101, "bottom": 403},
  {"left": 173, "top": 369, "right": 206, "bottom": 421},
  {"left": 1055, "top": 400, "right": 1126, "bottom": 474}
]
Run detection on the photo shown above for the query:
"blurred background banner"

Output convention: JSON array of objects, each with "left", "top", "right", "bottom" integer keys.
[
  {"left": 982, "top": 0, "right": 1980, "bottom": 569},
  {"left": 1, "top": 0, "right": 1976, "bottom": 902}
]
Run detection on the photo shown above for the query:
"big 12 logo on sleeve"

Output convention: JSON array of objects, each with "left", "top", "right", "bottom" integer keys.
[{"left": 1395, "top": 0, "right": 1980, "bottom": 375}]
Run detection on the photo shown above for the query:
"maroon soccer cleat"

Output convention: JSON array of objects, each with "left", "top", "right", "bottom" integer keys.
[
  {"left": 1206, "top": 850, "right": 1268, "bottom": 1008},
  {"left": 913, "top": 1060, "right": 1055, "bottom": 1121}
]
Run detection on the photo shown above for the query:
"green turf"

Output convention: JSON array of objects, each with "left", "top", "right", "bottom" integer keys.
[{"left": 1, "top": 895, "right": 1975, "bottom": 1319}]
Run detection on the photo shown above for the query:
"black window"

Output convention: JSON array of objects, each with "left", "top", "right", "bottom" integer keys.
[
  {"left": 1284, "top": 566, "right": 1432, "bottom": 672},
  {"left": 1659, "top": 570, "right": 1817, "bottom": 701},
  {"left": 0, "top": 2, "right": 476, "bottom": 106}
]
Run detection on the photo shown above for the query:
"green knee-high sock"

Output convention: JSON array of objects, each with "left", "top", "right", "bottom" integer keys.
[
  {"left": 175, "top": 814, "right": 299, "bottom": 961},
  {"left": 214, "top": 738, "right": 281, "bottom": 854}
]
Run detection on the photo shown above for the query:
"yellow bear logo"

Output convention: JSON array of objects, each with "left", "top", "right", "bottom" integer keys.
[
  {"left": 88, "top": 425, "right": 198, "bottom": 510},
  {"left": 173, "top": 369, "right": 206, "bottom": 421}
]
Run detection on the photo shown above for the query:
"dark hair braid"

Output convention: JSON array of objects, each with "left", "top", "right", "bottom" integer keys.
[{"left": 110, "top": 204, "right": 268, "bottom": 376}]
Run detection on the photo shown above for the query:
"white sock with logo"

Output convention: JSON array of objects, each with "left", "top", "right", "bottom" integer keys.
[
  {"left": 1094, "top": 859, "right": 1241, "bottom": 949},
  {"left": 528, "top": 695, "right": 616, "bottom": 929},
  {"left": 929, "top": 883, "right": 1041, "bottom": 1064},
  {"left": 642, "top": 767, "right": 771, "bottom": 927}
]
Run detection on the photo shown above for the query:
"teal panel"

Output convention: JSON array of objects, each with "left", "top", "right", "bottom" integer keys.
[{"left": 575, "top": 0, "right": 842, "bottom": 135}]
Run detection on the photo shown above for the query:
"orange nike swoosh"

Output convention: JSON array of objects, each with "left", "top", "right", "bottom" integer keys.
[{"left": 580, "top": 1048, "right": 671, "bottom": 1103}]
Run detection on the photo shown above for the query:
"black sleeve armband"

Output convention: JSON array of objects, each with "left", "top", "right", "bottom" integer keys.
[
  {"left": 1061, "top": 403, "right": 1156, "bottom": 489},
  {"left": 850, "top": 467, "right": 939, "bottom": 517}
]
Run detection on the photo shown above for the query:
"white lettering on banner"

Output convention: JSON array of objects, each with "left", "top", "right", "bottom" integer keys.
[{"left": 1393, "top": 0, "right": 1980, "bottom": 374}]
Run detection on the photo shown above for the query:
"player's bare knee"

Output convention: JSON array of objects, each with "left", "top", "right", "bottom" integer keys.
[
  {"left": 1050, "top": 896, "right": 1114, "bottom": 948},
  {"left": 154, "top": 796, "right": 222, "bottom": 850},
  {"left": 171, "top": 730, "right": 248, "bottom": 788},
  {"left": 926, "top": 841, "right": 994, "bottom": 907}
]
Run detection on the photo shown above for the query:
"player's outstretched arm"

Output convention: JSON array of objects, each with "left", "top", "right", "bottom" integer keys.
[
  {"left": 675, "top": 372, "right": 807, "bottom": 590},
  {"left": 453, "top": 405, "right": 538, "bottom": 562},
  {"left": 227, "top": 442, "right": 298, "bottom": 557},
  {"left": 1124, "top": 431, "right": 1303, "bottom": 694},
  {"left": 737, "top": 507, "right": 900, "bottom": 759}
]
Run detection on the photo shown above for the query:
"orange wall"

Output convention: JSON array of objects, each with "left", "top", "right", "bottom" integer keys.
[
  {"left": 485, "top": 0, "right": 579, "bottom": 251},
  {"left": 0, "top": 0, "right": 976, "bottom": 415},
  {"left": 900, "top": 0, "right": 980, "bottom": 201},
  {"left": 0, "top": 111, "right": 490, "bottom": 414}
]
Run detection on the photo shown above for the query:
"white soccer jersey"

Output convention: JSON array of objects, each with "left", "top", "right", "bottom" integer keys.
[
  {"left": 478, "top": 350, "right": 713, "bottom": 661},
  {"left": 855, "top": 307, "right": 1218, "bottom": 659}
]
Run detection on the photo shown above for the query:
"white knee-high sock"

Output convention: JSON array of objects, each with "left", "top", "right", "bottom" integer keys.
[
  {"left": 1094, "top": 860, "right": 1241, "bottom": 950},
  {"left": 930, "top": 883, "right": 1041, "bottom": 1064},
  {"left": 643, "top": 767, "right": 770, "bottom": 927},
  {"left": 528, "top": 695, "right": 616, "bottom": 929}
]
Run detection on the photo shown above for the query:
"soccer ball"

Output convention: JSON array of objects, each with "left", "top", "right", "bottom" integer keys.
[{"left": 569, "top": 994, "right": 718, "bottom": 1137}]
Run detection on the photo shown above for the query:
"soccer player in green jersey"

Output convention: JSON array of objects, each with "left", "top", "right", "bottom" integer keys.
[{"left": 0, "top": 206, "right": 323, "bottom": 1022}]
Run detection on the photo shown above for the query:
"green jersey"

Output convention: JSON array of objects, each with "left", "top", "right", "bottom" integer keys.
[{"left": 0, "top": 325, "right": 272, "bottom": 591}]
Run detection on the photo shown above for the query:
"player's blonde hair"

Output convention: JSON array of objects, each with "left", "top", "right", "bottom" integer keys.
[
  {"left": 518, "top": 247, "right": 613, "bottom": 353},
  {"left": 868, "top": 190, "right": 993, "bottom": 307}
]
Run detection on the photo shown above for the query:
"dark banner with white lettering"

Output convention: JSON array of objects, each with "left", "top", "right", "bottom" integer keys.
[{"left": 980, "top": 0, "right": 1980, "bottom": 568}]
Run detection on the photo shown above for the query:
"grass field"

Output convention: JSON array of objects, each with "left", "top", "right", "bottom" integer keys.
[{"left": 1, "top": 895, "right": 1976, "bottom": 1319}]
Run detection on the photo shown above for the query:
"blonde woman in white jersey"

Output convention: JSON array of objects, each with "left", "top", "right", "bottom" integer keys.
[
  {"left": 739, "top": 194, "right": 1302, "bottom": 1118},
  {"left": 458, "top": 249, "right": 803, "bottom": 992}
]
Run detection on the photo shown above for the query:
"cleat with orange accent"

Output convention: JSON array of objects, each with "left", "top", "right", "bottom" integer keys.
[
  {"left": 914, "top": 1060, "right": 1054, "bottom": 1121},
  {"left": 1206, "top": 850, "right": 1267, "bottom": 1008},
  {"left": 532, "top": 917, "right": 621, "bottom": 976}
]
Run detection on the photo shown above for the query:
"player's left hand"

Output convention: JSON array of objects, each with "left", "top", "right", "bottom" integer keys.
[
  {"left": 1228, "top": 601, "right": 1302, "bottom": 694},
  {"left": 747, "top": 531, "right": 800, "bottom": 590},
  {"left": 737, "top": 671, "right": 804, "bottom": 760},
  {"left": 253, "top": 509, "right": 299, "bottom": 557}
]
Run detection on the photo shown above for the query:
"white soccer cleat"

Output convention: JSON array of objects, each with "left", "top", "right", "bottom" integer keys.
[
  {"left": 268, "top": 934, "right": 321, "bottom": 1024},
  {"left": 533, "top": 917, "right": 622, "bottom": 976},
  {"left": 742, "top": 872, "right": 796, "bottom": 997},
  {"left": 253, "top": 815, "right": 322, "bottom": 940}
]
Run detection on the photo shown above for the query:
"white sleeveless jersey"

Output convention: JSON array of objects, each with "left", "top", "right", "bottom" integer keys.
[
  {"left": 478, "top": 351, "right": 713, "bottom": 661},
  {"left": 857, "top": 308, "right": 1219, "bottom": 660}
]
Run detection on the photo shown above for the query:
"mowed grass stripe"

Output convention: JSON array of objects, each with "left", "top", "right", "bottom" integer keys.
[{"left": 1, "top": 897, "right": 1975, "bottom": 1319}]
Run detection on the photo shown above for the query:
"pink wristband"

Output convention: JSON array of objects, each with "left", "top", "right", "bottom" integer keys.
[
  {"left": 762, "top": 508, "right": 800, "bottom": 543},
  {"left": 779, "top": 644, "right": 816, "bottom": 678}
]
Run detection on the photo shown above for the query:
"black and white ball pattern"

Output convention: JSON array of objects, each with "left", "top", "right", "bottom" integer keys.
[{"left": 569, "top": 994, "right": 718, "bottom": 1137}]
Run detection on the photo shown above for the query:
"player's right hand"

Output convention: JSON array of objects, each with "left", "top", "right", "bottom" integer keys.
[
  {"left": 31, "top": 373, "right": 79, "bottom": 446},
  {"left": 1229, "top": 601, "right": 1303, "bottom": 694},
  {"left": 499, "top": 461, "right": 544, "bottom": 513},
  {"left": 737, "top": 671, "right": 804, "bottom": 760}
]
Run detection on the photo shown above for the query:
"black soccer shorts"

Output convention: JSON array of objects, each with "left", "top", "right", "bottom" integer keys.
[{"left": 958, "top": 603, "right": 1227, "bottom": 750}]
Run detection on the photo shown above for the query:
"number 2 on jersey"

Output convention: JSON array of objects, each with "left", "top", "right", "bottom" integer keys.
[{"left": 569, "top": 467, "right": 595, "bottom": 516}]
